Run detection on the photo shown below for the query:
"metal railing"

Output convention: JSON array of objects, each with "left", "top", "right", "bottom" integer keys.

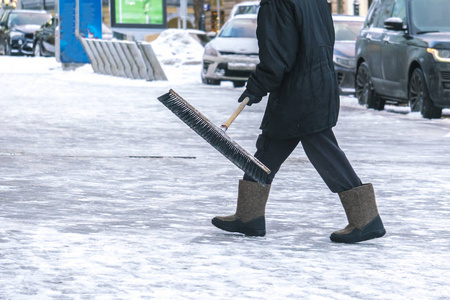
[
  {"left": 73, "top": 0, "right": 166, "bottom": 81},
  {"left": 80, "top": 39, "right": 167, "bottom": 81}
]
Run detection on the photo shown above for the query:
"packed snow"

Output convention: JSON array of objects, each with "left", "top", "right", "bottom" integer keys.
[
  {"left": 151, "top": 29, "right": 204, "bottom": 66},
  {"left": 0, "top": 29, "right": 449, "bottom": 299}
]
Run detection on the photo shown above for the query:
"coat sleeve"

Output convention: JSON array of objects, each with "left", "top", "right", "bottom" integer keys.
[{"left": 246, "top": 0, "right": 300, "bottom": 97}]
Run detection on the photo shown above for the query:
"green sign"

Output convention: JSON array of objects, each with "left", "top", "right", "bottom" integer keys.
[{"left": 111, "top": 0, "right": 167, "bottom": 28}]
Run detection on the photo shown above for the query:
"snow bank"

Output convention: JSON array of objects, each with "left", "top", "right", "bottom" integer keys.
[
  {"left": 150, "top": 29, "right": 204, "bottom": 66},
  {"left": 0, "top": 56, "right": 60, "bottom": 73}
]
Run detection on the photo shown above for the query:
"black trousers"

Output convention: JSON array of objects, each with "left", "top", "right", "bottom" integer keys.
[{"left": 244, "top": 128, "right": 362, "bottom": 193}]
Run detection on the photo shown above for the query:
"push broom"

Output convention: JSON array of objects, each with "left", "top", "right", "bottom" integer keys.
[{"left": 157, "top": 89, "right": 271, "bottom": 186}]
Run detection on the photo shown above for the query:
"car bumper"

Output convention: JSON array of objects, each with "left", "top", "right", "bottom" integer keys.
[
  {"left": 10, "top": 37, "right": 34, "bottom": 55},
  {"left": 202, "top": 54, "right": 259, "bottom": 82},
  {"left": 424, "top": 61, "right": 450, "bottom": 108}
]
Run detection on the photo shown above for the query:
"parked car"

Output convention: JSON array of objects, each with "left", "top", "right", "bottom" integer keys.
[
  {"left": 33, "top": 20, "right": 114, "bottom": 57},
  {"left": 102, "top": 22, "right": 113, "bottom": 41},
  {"left": 33, "top": 16, "right": 56, "bottom": 57},
  {"left": 355, "top": 0, "right": 450, "bottom": 118},
  {"left": 228, "top": 1, "right": 260, "bottom": 20},
  {"left": 0, "top": 9, "right": 51, "bottom": 56},
  {"left": 202, "top": 15, "right": 258, "bottom": 87},
  {"left": 332, "top": 15, "right": 365, "bottom": 95}
]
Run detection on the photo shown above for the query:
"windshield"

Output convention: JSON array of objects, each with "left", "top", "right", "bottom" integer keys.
[
  {"left": 219, "top": 18, "right": 257, "bottom": 38},
  {"left": 8, "top": 12, "right": 51, "bottom": 27},
  {"left": 233, "top": 5, "right": 259, "bottom": 17},
  {"left": 411, "top": 0, "right": 450, "bottom": 33},
  {"left": 334, "top": 20, "right": 364, "bottom": 41}
]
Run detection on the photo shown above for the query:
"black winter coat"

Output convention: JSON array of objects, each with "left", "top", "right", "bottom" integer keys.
[{"left": 246, "top": 0, "right": 340, "bottom": 138}]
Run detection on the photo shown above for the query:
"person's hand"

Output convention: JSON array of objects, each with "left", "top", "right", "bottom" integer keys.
[{"left": 238, "top": 89, "right": 262, "bottom": 106}]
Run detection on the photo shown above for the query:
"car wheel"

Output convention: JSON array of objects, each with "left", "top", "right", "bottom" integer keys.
[
  {"left": 355, "top": 62, "right": 384, "bottom": 110},
  {"left": 205, "top": 79, "right": 220, "bottom": 85},
  {"left": 34, "top": 43, "right": 41, "bottom": 57},
  {"left": 409, "top": 68, "right": 442, "bottom": 119},
  {"left": 201, "top": 73, "right": 220, "bottom": 85},
  {"left": 232, "top": 81, "right": 246, "bottom": 88}
]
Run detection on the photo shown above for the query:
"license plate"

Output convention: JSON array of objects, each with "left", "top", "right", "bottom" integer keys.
[{"left": 228, "top": 62, "right": 256, "bottom": 71}]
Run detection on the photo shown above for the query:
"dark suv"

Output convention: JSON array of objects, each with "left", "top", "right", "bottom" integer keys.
[{"left": 355, "top": 0, "right": 450, "bottom": 118}]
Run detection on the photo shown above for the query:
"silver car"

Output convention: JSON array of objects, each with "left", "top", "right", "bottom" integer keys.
[
  {"left": 201, "top": 15, "right": 259, "bottom": 88},
  {"left": 229, "top": 1, "right": 260, "bottom": 20}
]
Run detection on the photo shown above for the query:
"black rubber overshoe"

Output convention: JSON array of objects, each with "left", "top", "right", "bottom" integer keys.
[
  {"left": 330, "top": 215, "right": 386, "bottom": 243},
  {"left": 211, "top": 216, "right": 266, "bottom": 237}
]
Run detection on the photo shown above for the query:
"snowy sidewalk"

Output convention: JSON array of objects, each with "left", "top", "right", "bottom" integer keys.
[{"left": 1, "top": 56, "right": 450, "bottom": 299}]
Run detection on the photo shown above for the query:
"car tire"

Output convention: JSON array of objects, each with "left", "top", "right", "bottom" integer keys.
[
  {"left": 232, "top": 81, "right": 246, "bottom": 88},
  {"left": 201, "top": 74, "right": 220, "bottom": 85},
  {"left": 205, "top": 79, "right": 220, "bottom": 85},
  {"left": 409, "top": 68, "right": 442, "bottom": 119},
  {"left": 34, "top": 42, "right": 41, "bottom": 57},
  {"left": 355, "top": 62, "right": 384, "bottom": 110}
]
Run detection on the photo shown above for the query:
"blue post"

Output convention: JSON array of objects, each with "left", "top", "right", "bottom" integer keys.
[{"left": 58, "top": 0, "right": 102, "bottom": 64}]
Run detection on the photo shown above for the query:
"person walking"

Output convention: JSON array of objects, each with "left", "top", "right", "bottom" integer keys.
[{"left": 211, "top": 0, "right": 386, "bottom": 243}]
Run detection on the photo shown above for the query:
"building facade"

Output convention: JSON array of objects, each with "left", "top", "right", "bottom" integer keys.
[
  {"left": 202, "top": 0, "right": 373, "bottom": 32},
  {"left": 10, "top": 0, "right": 374, "bottom": 33}
]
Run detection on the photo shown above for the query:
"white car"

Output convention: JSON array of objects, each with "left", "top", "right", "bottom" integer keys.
[
  {"left": 229, "top": 1, "right": 260, "bottom": 20},
  {"left": 201, "top": 15, "right": 258, "bottom": 88}
]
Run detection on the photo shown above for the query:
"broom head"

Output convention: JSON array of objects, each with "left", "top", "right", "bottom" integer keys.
[{"left": 157, "top": 89, "right": 271, "bottom": 186}]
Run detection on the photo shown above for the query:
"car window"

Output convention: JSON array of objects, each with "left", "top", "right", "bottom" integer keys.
[
  {"left": 373, "top": 0, "right": 394, "bottom": 28},
  {"left": 391, "top": 0, "right": 406, "bottom": 23},
  {"left": 334, "top": 20, "right": 364, "bottom": 41},
  {"left": 410, "top": 0, "right": 450, "bottom": 33},
  {"left": 0, "top": 10, "right": 8, "bottom": 22},
  {"left": 44, "top": 17, "right": 56, "bottom": 29},
  {"left": 365, "top": 0, "right": 384, "bottom": 28},
  {"left": 233, "top": 5, "right": 259, "bottom": 17},
  {"left": 8, "top": 12, "right": 51, "bottom": 27},
  {"left": 219, "top": 18, "right": 257, "bottom": 38}
]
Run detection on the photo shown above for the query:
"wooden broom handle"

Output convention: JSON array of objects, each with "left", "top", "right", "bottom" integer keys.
[{"left": 221, "top": 97, "right": 249, "bottom": 131}]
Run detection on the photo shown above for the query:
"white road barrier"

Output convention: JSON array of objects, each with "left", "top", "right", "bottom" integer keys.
[{"left": 81, "top": 39, "right": 167, "bottom": 81}]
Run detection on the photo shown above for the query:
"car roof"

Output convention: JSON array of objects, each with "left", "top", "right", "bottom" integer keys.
[
  {"left": 233, "top": 1, "right": 260, "bottom": 6},
  {"left": 332, "top": 14, "right": 366, "bottom": 22},
  {"left": 10, "top": 9, "right": 50, "bottom": 14}
]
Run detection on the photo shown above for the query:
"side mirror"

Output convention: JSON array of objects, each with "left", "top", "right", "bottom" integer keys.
[
  {"left": 0, "top": 21, "right": 5, "bottom": 27},
  {"left": 384, "top": 17, "right": 405, "bottom": 31},
  {"left": 207, "top": 31, "right": 217, "bottom": 38}
]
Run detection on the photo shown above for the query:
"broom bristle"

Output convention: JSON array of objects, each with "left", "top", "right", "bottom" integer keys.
[{"left": 157, "top": 89, "right": 271, "bottom": 186}]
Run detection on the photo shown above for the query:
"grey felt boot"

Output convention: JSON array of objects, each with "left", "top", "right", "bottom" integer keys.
[
  {"left": 212, "top": 180, "right": 271, "bottom": 237},
  {"left": 330, "top": 183, "right": 386, "bottom": 243}
]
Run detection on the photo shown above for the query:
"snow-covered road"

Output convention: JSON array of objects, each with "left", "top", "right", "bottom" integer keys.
[{"left": 1, "top": 50, "right": 449, "bottom": 299}]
